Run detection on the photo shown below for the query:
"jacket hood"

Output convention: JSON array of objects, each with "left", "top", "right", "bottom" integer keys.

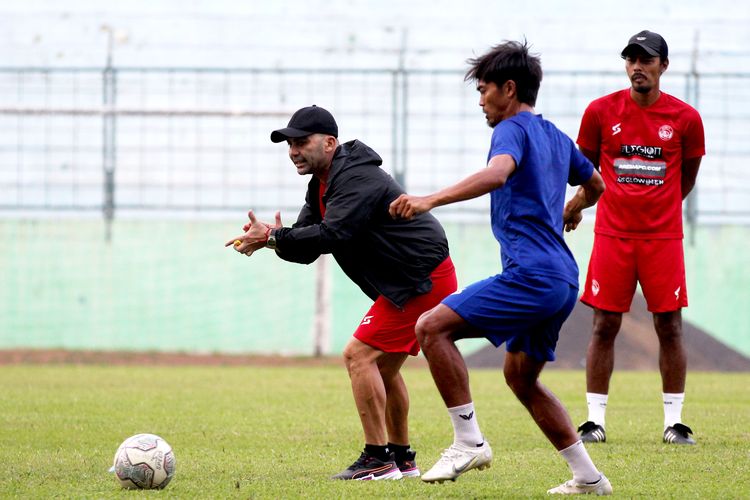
[{"left": 332, "top": 140, "right": 383, "bottom": 172}]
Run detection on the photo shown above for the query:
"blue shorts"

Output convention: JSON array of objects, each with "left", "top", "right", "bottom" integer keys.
[{"left": 442, "top": 271, "right": 578, "bottom": 362}]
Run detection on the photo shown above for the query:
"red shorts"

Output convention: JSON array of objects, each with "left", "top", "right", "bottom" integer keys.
[
  {"left": 353, "top": 257, "right": 457, "bottom": 356},
  {"left": 580, "top": 234, "right": 687, "bottom": 313}
]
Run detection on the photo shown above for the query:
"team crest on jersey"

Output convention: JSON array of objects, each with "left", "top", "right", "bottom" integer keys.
[{"left": 658, "top": 124, "right": 674, "bottom": 141}]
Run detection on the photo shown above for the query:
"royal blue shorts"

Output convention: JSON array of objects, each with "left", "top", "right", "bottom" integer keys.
[{"left": 441, "top": 271, "right": 578, "bottom": 362}]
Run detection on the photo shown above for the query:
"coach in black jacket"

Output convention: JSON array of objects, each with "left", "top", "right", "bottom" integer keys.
[
  {"left": 227, "top": 105, "right": 456, "bottom": 480},
  {"left": 274, "top": 137, "right": 448, "bottom": 308}
]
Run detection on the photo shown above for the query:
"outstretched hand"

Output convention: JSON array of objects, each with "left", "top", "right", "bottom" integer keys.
[
  {"left": 243, "top": 210, "right": 282, "bottom": 232},
  {"left": 225, "top": 210, "right": 283, "bottom": 256},
  {"left": 389, "top": 194, "right": 432, "bottom": 220}
]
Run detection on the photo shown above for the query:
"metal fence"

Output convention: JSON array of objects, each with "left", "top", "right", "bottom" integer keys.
[{"left": 1, "top": 66, "right": 749, "bottom": 228}]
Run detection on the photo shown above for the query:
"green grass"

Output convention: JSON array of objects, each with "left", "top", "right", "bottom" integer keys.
[{"left": 1, "top": 365, "right": 748, "bottom": 498}]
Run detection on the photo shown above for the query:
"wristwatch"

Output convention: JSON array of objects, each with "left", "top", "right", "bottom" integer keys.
[{"left": 266, "top": 229, "right": 277, "bottom": 249}]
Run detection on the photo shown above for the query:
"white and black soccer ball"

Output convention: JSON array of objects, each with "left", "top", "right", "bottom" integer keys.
[{"left": 112, "top": 433, "right": 176, "bottom": 489}]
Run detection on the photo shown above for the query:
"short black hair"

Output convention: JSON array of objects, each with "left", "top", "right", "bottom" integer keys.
[{"left": 465, "top": 40, "right": 542, "bottom": 106}]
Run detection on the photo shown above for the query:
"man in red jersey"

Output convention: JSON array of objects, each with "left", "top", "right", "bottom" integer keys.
[{"left": 566, "top": 30, "right": 705, "bottom": 445}]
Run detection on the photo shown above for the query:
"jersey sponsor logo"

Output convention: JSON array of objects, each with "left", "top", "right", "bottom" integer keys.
[
  {"left": 614, "top": 159, "right": 667, "bottom": 177},
  {"left": 620, "top": 144, "right": 663, "bottom": 160},
  {"left": 591, "top": 279, "right": 600, "bottom": 296},
  {"left": 614, "top": 158, "right": 667, "bottom": 187},
  {"left": 618, "top": 177, "right": 664, "bottom": 186},
  {"left": 361, "top": 315, "right": 374, "bottom": 325},
  {"left": 658, "top": 124, "right": 674, "bottom": 141},
  {"left": 611, "top": 123, "right": 622, "bottom": 135}
]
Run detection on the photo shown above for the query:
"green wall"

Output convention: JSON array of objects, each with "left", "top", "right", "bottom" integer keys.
[{"left": 1, "top": 219, "right": 748, "bottom": 356}]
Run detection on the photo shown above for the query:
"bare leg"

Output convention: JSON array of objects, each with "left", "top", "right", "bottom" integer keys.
[
  {"left": 653, "top": 310, "right": 686, "bottom": 393},
  {"left": 342, "top": 338, "right": 389, "bottom": 445},
  {"left": 504, "top": 351, "right": 579, "bottom": 450},
  {"left": 377, "top": 352, "right": 410, "bottom": 445},
  {"left": 415, "top": 304, "right": 482, "bottom": 408},
  {"left": 417, "top": 305, "right": 494, "bottom": 483},
  {"left": 585, "top": 309, "right": 623, "bottom": 394}
]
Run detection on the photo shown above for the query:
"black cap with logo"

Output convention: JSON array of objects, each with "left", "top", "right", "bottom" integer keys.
[
  {"left": 621, "top": 30, "right": 668, "bottom": 60},
  {"left": 270, "top": 105, "right": 339, "bottom": 143}
]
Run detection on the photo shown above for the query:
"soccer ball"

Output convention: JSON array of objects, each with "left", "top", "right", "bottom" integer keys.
[{"left": 112, "top": 433, "right": 176, "bottom": 489}]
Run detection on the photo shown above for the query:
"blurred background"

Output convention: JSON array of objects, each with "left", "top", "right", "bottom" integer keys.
[{"left": 1, "top": 0, "right": 748, "bottom": 358}]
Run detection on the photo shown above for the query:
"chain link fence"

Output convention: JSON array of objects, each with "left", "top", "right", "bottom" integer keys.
[
  {"left": 0, "top": 66, "right": 748, "bottom": 227},
  {"left": 1, "top": 65, "right": 749, "bottom": 356}
]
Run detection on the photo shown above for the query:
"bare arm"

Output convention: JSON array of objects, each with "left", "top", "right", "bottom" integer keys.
[
  {"left": 389, "top": 154, "right": 515, "bottom": 219},
  {"left": 681, "top": 156, "right": 702, "bottom": 199},
  {"left": 563, "top": 147, "right": 604, "bottom": 232},
  {"left": 563, "top": 168, "right": 605, "bottom": 232}
]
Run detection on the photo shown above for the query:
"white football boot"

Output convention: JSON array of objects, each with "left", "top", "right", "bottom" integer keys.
[
  {"left": 547, "top": 474, "right": 613, "bottom": 495},
  {"left": 421, "top": 441, "right": 493, "bottom": 483}
]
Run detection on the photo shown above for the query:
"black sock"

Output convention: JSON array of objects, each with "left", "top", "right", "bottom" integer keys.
[
  {"left": 364, "top": 444, "right": 390, "bottom": 462},
  {"left": 387, "top": 442, "right": 410, "bottom": 461}
]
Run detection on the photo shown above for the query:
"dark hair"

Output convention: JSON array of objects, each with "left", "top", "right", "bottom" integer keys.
[{"left": 465, "top": 40, "right": 542, "bottom": 106}]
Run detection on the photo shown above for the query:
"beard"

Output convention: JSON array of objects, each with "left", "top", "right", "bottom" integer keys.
[{"left": 630, "top": 74, "right": 653, "bottom": 94}]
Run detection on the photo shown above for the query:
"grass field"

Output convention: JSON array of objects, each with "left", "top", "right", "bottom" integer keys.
[{"left": 1, "top": 364, "right": 748, "bottom": 498}]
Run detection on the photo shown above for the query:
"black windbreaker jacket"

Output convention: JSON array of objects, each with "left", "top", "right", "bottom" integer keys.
[{"left": 274, "top": 139, "right": 449, "bottom": 308}]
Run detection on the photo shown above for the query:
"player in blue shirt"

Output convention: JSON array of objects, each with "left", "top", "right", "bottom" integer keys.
[{"left": 389, "top": 40, "right": 610, "bottom": 495}]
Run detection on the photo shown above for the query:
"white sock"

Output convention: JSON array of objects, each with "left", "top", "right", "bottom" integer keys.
[
  {"left": 447, "top": 402, "right": 484, "bottom": 447},
  {"left": 586, "top": 392, "right": 608, "bottom": 428},
  {"left": 663, "top": 393, "right": 685, "bottom": 429},
  {"left": 559, "top": 440, "right": 601, "bottom": 484}
]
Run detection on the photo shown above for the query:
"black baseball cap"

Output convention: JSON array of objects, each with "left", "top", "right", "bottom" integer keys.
[
  {"left": 621, "top": 30, "right": 668, "bottom": 59},
  {"left": 270, "top": 105, "right": 338, "bottom": 143}
]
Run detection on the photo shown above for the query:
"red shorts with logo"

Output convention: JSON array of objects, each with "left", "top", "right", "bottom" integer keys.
[
  {"left": 580, "top": 234, "right": 687, "bottom": 313},
  {"left": 353, "top": 257, "right": 458, "bottom": 356}
]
